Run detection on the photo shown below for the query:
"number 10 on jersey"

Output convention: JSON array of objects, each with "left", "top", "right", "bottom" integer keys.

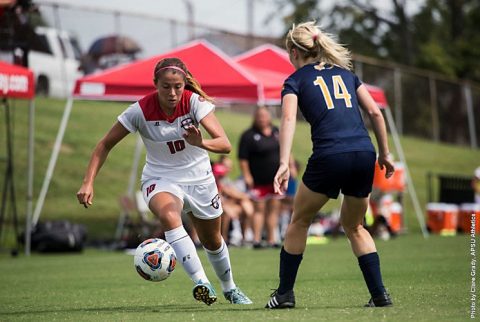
[{"left": 166, "top": 140, "right": 185, "bottom": 154}]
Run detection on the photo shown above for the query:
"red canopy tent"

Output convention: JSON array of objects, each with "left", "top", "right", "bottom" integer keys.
[
  {"left": 74, "top": 40, "right": 263, "bottom": 104},
  {"left": 235, "top": 44, "right": 389, "bottom": 108},
  {"left": 235, "top": 44, "right": 293, "bottom": 75},
  {"left": 235, "top": 44, "right": 291, "bottom": 104},
  {"left": 0, "top": 61, "right": 36, "bottom": 254}
]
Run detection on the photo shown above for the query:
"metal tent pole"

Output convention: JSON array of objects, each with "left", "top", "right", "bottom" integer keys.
[
  {"left": 384, "top": 107, "right": 429, "bottom": 238},
  {"left": 25, "top": 99, "right": 35, "bottom": 256},
  {"left": 114, "top": 134, "right": 143, "bottom": 241},
  {"left": 32, "top": 97, "right": 74, "bottom": 226}
]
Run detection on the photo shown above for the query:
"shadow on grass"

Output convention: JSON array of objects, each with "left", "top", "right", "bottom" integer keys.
[{"left": 0, "top": 302, "right": 268, "bottom": 316}]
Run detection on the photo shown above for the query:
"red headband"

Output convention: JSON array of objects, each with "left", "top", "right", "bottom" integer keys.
[{"left": 156, "top": 65, "right": 187, "bottom": 76}]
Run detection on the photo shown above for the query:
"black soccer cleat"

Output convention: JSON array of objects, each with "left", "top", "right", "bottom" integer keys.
[
  {"left": 265, "top": 289, "right": 295, "bottom": 309},
  {"left": 364, "top": 292, "right": 393, "bottom": 307}
]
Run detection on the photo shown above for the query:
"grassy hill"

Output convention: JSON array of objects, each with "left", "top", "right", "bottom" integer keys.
[{"left": 0, "top": 97, "right": 479, "bottom": 241}]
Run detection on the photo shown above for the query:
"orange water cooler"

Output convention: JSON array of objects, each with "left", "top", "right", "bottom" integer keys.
[
  {"left": 459, "top": 203, "right": 480, "bottom": 234},
  {"left": 371, "top": 161, "right": 405, "bottom": 234},
  {"left": 426, "top": 203, "right": 458, "bottom": 235},
  {"left": 389, "top": 202, "right": 403, "bottom": 234}
]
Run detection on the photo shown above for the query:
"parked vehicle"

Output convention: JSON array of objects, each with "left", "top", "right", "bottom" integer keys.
[{"left": 29, "top": 27, "right": 83, "bottom": 98}]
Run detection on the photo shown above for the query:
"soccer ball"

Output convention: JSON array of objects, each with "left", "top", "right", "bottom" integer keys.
[{"left": 134, "top": 238, "right": 176, "bottom": 282}]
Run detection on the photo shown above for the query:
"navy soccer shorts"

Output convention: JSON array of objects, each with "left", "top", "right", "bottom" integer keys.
[{"left": 302, "top": 151, "right": 376, "bottom": 199}]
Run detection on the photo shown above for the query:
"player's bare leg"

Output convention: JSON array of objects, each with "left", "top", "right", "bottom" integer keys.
[
  {"left": 340, "top": 196, "right": 376, "bottom": 256},
  {"left": 284, "top": 182, "right": 329, "bottom": 254}
]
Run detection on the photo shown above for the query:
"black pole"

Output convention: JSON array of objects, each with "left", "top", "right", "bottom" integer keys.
[{"left": 0, "top": 98, "right": 20, "bottom": 254}]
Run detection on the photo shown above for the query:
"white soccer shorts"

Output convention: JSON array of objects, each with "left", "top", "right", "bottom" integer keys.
[{"left": 141, "top": 178, "right": 223, "bottom": 220}]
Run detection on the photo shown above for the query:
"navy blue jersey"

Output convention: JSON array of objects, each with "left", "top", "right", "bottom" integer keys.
[{"left": 282, "top": 63, "right": 375, "bottom": 158}]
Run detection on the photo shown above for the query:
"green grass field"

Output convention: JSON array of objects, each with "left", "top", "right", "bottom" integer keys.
[{"left": 0, "top": 234, "right": 473, "bottom": 321}]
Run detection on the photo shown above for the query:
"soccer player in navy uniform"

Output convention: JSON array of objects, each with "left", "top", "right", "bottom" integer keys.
[
  {"left": 265, "top": 22, "right": 395, "bottom": 309},
  {"left": 77, "top": 58, "right": 252, "bottom": 305}
]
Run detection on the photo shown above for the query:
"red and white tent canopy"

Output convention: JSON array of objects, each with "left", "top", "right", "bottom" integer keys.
[
  {"left": 235, "top": 44, "right": 293, "bottom": 75},
  {"left": 73, "top": 40, "right": 262, "bottom": 104},
  {"left": 235, "top": 44, "right": 389, "bottom": 108},
  {"left": 0, "top": 61, "right": 35, "bottom": 99}
]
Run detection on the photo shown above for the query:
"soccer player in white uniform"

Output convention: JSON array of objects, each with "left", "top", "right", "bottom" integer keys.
[{"left": 77, "top": 57, "right": 252, "bottom": 305}]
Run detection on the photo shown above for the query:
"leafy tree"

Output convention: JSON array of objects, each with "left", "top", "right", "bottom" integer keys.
[
  {"left": 271, "top": 0, "right": 480, "bottom": 82},
  {"left": 413, "top": 0, "right": 480, "bottom": 81}
]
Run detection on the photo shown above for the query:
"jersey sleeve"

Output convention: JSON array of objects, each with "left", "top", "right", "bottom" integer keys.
[
  {"left": 117, "top": 102, "right": 142, "bottom": 133},
  {"left": 190, "top": 93, "right": 215, "bottom": 123},
  {"left": 354, "top": 73, "right": 362, "bottom": 89},
  {"left": 281, "top": 76, "right": 299, "bottom": 98}
]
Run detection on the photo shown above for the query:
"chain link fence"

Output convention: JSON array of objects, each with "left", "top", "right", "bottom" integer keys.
[{"left": 356, "top": 56, "right": 479, "bottom": 148}]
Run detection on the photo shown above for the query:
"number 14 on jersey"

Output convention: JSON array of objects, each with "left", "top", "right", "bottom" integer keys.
[{"left": 314, "top": 75, "right": 352, "bottom": 109}]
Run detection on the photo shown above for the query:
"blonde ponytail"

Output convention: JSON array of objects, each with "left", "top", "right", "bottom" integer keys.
[{"left": 286, "top": 21, "right": 352, "bottom": 71}]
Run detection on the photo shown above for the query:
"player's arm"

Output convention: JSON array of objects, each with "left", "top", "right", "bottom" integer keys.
[
  {"left": 184, "top": 111, "right": 231, "bottom": 154},
  {"left": 356, "top": 84, "right": 394, "bottom": 178},
  {"left": 238, "top": 133, "right": 254, "bottom": 189},
  {"left": 274, "top": 94, "right": 298, "bottom": 194},
  {"left": 77, "top": 121, "right": 130, "bottom": 208},
  {"left": 238, "top": 159, "right": 254, "bottom": 190}
]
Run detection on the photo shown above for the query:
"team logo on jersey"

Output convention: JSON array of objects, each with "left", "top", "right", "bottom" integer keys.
[
  {"left": 181, "top": 117, "right": 194, "bottom": 129},
  {"left": 211, "top": 194, "right": 221, "bottom": 209},
  {"left": 314, "top": 62, "right": 333, "bottom": 71}
]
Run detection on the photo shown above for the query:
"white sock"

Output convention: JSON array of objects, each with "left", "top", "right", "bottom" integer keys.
[
  {"left": 204, "top": 239, "right": 236, "bottom": 292},
  {"left": 164, "top": 226, "right": 209, "bottom": 284}
]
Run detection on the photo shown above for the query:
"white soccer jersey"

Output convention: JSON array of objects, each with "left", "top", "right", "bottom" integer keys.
[{"left": 118, "top": 90, "right": 215, "bottom": 185}]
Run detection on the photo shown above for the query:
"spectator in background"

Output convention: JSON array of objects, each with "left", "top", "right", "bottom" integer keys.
[
  {"left": 473, "top": 167, "right": 480, "bottom": 205},
  {"left": 239, "top": 107, "right": 283, "bottom": 248}
]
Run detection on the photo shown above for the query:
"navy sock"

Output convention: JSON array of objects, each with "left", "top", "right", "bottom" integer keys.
[
  {"left": 358, "top": 252, "right": 386, "bottom": 298},
  {"left": 278, "top": 247, "right": 303, "bottom": 295}
]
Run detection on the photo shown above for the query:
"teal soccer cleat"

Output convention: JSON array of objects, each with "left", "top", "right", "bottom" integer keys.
[
  {"left": 193, "top": 282, "right": 217, "bottom": 306},
  {"left": 223, "top": 287, "right": 253, "bottom": 304}
]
